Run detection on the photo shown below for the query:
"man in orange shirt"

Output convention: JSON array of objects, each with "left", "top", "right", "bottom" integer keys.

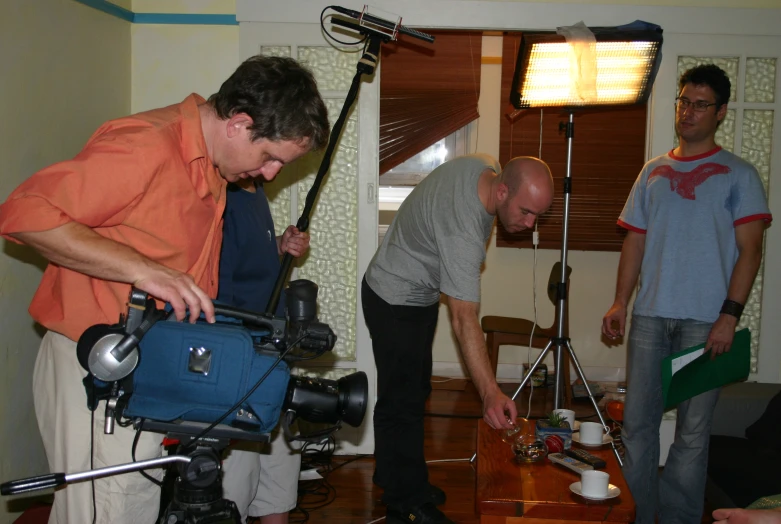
[{"left": 0, "top": 55, "right": 329, "bottom": 524}]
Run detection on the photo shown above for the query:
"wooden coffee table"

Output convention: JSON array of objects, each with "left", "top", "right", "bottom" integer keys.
[{"left": 475, "top": 420, "right": 635, "bottom": 523}]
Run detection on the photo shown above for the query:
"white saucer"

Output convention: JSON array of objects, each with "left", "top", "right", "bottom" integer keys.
[
  {"left": 572, "top": 432, "right": 614, "bottom": 448},
  {"left": 569, "top": 482, "right": 621, "bottom": 500}
]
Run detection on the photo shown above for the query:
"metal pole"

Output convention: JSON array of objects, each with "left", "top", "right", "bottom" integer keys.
[{"left": 554, "top": 111, "right": 575, "bottom": 410}]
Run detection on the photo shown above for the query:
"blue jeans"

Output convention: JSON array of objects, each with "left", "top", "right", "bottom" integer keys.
[{"left": 622, "top": 316, "right": 721, "bottom": 524}]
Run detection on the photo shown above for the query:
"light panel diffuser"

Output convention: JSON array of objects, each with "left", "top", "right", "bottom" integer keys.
[{"left": 510, "top": 29, "right": 663, "bottom": 109}]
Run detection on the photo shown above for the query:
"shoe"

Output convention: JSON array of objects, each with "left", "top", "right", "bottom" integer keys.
[
  {"left": 386, "top": 501, "right": 455, "bottom": 524},
  {"left": 428, "top": 484, "right": 446, "bottom": 506}
]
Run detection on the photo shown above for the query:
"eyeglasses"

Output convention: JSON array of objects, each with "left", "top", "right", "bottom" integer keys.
[{"left": 675, "top": 97, "right": 718, "bottom": 112}]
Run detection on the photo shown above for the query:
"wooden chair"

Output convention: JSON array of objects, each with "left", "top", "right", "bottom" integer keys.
[{"left": 482, "top": 262, "right": 573, "bottom": 405}]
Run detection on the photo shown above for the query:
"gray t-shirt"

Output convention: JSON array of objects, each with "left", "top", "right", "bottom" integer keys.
[
  {"left": 619, "top": 147, "right": 772, "bottom": 322},
  {"left": 366, "top": 154, "right": 499, "bottom": 306}
]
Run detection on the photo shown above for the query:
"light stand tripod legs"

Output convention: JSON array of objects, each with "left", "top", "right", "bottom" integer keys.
[
  {"left": 510, "top": 339, "right": 555, "bottom": 402},
  {"left": 565, "top": 339, "right": 624, "bottom": 466}
]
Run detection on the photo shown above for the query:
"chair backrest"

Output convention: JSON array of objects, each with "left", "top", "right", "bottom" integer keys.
[
  {"left": 546, "top": 262, "right": 572, "bottom": 335},
  {"left": 546, "top": 262, "right": 572, "bottom": 304}
]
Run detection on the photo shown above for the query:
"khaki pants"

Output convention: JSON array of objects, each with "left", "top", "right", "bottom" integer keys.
[
  {"left": 33, "top": 331, "right": 163, "bottom": 524},
  {"left": 221, "top": 425, "right": 301, "bottom": 520}
]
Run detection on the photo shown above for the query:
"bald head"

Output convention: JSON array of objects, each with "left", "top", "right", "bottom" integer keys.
[
  {"left": 500, "top": 156, "right": 554, "bottom": 198},
  {"left": 494, "top": 156, "right": 554, "bottom": 233}
]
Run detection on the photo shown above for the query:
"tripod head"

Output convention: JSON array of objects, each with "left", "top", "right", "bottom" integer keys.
[{"left": 160, "top": 437, "right": 242, "bottom": 524}]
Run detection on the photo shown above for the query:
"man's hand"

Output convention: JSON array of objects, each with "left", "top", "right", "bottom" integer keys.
[
  {"left": 712, "top": 507, "right": 781, "bottom": 524},
  {"left": 482, "top": 388, "right": 518, "bottom": 430},
  {"left": 706, "top": 314, "right": 738, "bottom": 359},
  {"left": 602, "top": 302, "right": 627, "bottom": 339},
  {"left": 278, "top": 226, "right": 310, "bottom": 257},
  {"left": 134, "top": 263, "right": 215, "bottom": 324}
]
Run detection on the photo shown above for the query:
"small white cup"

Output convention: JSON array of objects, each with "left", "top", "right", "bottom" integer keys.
[
  {"left": 579, "top": 422, "right": 605, "bottom": 445},
  {"left": 553, "top": 409, "right": 575, "bottom": 429},
  {"left": 580, "top": 470, "right": 610, "bottom": 498}
]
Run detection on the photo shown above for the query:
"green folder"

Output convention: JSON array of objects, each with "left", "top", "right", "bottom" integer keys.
[{"left": 661, "top": 328, "right": 751, "bottom": 411}]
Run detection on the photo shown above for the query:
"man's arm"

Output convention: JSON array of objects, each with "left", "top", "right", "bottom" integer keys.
[
  {"left": 446, "top": 295, "right": 517, "bottom": 429},
  {"left": 602, "top": 230, "right": 646, "bottom": 339},
  {"left": 12, "top": 222, "right": 214, "bottom": 323},
  {"left": 707, "top": 219, "right": 765, "bottom": 356}
]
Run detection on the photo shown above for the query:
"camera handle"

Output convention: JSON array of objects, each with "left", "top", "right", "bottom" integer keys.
[
  {"left": 1, "top": 455, "right": 190, "bottom": 496},
  {"left": 2, "top": 444, "right": 243, "bottom": 524}
]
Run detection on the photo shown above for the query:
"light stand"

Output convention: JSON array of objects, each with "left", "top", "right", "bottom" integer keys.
[
  {"left": 470, "top": 25, "right": 662, "bottom": 466},
  {"left": 506, "top": 111, "right": 623, "bottom": 466}
]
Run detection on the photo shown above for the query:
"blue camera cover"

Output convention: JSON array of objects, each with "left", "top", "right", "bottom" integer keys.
[{"left": 124, "top": 320, "right": 290, "bottom": 433}]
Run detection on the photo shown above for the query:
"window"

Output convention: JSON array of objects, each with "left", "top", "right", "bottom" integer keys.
[
  {"left": 379, "top": 122, "right": 475, "bottom": 209},
  {"left": 379, "top": 30, "right": 482, "bottom": 175}
]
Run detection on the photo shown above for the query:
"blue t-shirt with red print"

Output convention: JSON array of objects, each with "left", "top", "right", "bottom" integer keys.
[{"left": 619, "top": 146, "right": 772, "bottom": 323}]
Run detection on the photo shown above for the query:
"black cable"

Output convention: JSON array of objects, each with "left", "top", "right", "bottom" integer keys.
[
  {"left": 320, "top": 6, "right": 367, "bottom": 46},
  {"left": 132, "top": 422, "right": 163, "bottom": 487},
  {"left": 288, "top": 436, "right": 376, "bottom": 523},
  {"left": 289, "top": 437, "right": 336, "bottom": 523},
  {"left": 90, "top": 395, "right": 96, "bottom": 524}
]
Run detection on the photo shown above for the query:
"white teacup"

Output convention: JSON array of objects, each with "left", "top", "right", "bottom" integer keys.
[
  {"left": 553, "top": 408, "right": 575, "bottom": 429},
  {"left": 580, "top": 470, "right": 610, "bottom": 498},
  {"left": 579, "top": 422, "right": 605, "bottom": 445}
]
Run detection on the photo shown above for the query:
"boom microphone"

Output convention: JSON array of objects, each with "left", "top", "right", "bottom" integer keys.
[{"left": 329, "top": 5, "right": 435, "bottom": 43}]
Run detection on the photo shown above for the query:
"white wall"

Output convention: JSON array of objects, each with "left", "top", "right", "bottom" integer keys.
[
  {"left": 0, "top": 1, "right": 130, "bottom": 521},
  {"left": 131, "top": 23, "right": 239, "bottom": 113},
  {"left": 130, "top": 0, "right": 239, "bottom": 113}
]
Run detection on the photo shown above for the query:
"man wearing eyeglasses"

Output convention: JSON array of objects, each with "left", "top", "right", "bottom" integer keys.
[{"left": 602, "top": 64, "right": 772, "bottom": 523}]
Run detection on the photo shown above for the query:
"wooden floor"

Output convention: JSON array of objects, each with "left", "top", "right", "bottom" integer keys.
[{"left": 295, "top": 380, "right": 613, "bottom": 524}]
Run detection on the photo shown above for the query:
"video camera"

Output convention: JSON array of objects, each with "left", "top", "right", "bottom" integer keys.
[{"left": 77, "top": 279, "right": 368, "bottom": 444}]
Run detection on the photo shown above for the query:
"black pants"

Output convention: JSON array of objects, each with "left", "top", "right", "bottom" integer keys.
[{"left": 362, "top": 277, "right": 439, "bottom": 506}]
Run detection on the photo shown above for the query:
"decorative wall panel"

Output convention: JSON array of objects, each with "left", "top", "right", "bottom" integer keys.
[
  {"left": 741, "top": 109, "right": 774, "bottom": 372},
  {"left": 745, "top": 58, "right": 776, "bottom": 103},
  {"left": 296, "top": 98, "right": 359, "bottom": 361},
  {"left": 260, "top": 46, "right": 360, "bottom": 363},
  {"left": 298, "top": 46, "right": 358, "bottom": 91}
]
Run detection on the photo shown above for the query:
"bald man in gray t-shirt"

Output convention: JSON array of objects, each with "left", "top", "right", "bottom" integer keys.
[{"left": 362, "top": 153, "right": 554, "bottom": 524}]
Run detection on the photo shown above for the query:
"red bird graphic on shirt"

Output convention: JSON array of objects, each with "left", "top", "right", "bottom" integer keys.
[{"left": 648, "top": 162, "right": 731, "bottom": 200}]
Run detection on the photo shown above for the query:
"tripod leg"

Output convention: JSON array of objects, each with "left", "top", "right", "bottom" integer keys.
[
  {"left": 510, "top": 339, "right": 553, "bottom": 402},
  {"left": 565, "top": 340, "right": 624, "bottom": 467},
  {"left": 470, "top": 339, "right": 554, "bottom": 463}
]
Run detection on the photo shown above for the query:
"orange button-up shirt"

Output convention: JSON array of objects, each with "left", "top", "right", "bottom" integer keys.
[{"left": 0, "top": 94, "right": 226, "bottom": 341}]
